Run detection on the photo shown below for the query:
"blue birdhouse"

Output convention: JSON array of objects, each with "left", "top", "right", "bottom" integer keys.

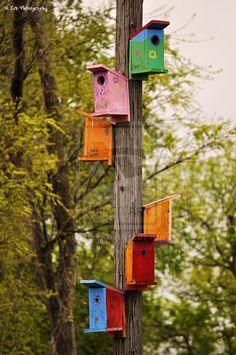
[{"left": 80, "top": 280, "right": 126, "bottom": 337}]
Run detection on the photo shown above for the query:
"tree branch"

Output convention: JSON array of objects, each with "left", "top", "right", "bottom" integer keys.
[
  {"left": 145, "top": 137, "right": 230, "bottom": 181},
  {"left": 77, "top": 165, "right": 110, "bottom": 201},
  {"left": 76, "top": 199, "right": 111, "bottom": 219}
]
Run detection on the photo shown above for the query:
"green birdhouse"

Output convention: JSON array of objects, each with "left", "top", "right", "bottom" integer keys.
[{"left": 129, "top": 20, "right": 170, "bottom": 80}]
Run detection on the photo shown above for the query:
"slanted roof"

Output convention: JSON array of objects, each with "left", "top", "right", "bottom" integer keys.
[
  {"left": 130, "top": 20, "right": 170, "bottom": 39},
  {"left": 143, "top": 194, "right": 180, "bottom": 209},
  {"left": 86, "top": 64, "right": 127, "bottom": 81},
  {"left": 80, "top": 280, "right": 124, "bottom": 294},
  {"left": 80, "top": 280, "right": 107, "bottom": 288},
  {"left": 132, "top": 233, "right": 156, "bottom": 242},
  {"left": 76, "top": 108, "right": 113, "bottom": 127}
]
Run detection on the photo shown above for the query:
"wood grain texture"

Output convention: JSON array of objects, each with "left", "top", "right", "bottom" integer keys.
[
  {"left": 87, "top": 65, "right": 130, "bottom": 123},
  {"left": 78, "top": 116, "right": 113, "bottom": 165},
  {"left": 143, "top": 195, "right": 180, "bottom": 241},
  {"left": 144, "top": 199, "right": 171, "bottom": 241},
  {"left": 113, "top": 0, "right": 144, "bottom": 354},
  {"left": 126, "top": 235, "right": 156, "bottom": 290},
  {"left": 106, "top": 288, "right": 126, "bottom": 337}
]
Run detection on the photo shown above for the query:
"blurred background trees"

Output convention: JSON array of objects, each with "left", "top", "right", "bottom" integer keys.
[{"left": 0, "top": 0, "right": 235, "bottom": 354}]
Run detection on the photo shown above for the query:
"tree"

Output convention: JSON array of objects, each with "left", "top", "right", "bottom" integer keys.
[
  {"left": 0, "top": 1, "right": 235, "bottom": 353},
  {"left": 0, "top": 1, "right": 113, "bottom": 353},
  {"left": 142, "top": 139, "right": 236, "bottom": 354},
  {"left": 0, "top": 99, "right": 54, "bottom": 354}
]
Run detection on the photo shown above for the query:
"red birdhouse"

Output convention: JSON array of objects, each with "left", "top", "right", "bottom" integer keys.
[
  {"left": 143, "top": 194, "right": 180, "bottom": 243},
  {"left": 126, "top": 234, "right": 157, "bottom": 290},
  {"left": 77, "top": 109, "right": 113, "bottom": 165}
]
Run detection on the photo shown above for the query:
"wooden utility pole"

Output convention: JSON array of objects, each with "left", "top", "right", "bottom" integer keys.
[{"left": 113, "top": 1, "right": 143, "bottom": 354}]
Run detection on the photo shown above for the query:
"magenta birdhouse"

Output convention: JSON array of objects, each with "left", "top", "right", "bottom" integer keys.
[{"left": 87, "top": 64, "right": 130, "bottom": 124}]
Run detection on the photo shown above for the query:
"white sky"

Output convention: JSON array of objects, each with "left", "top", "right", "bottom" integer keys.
[
  {"left": 143, "top": 0, "right": 236, "bottom": 121},
  {"left": 87, "top": 0, "right": 236, "bottom": 121}
]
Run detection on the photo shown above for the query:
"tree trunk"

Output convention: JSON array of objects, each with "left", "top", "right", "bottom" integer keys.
[
  {"left": 28, "top": 8, "right": 77, "bottom": 355},
  {"left": 113, "top": 1, "right": 143, "bottom": 354},
  {"left": 11, "top": 0, "right": 27, "bottom": 106},
  {"left": 227, "top": 214, "right": 236, "bottom": 277}
]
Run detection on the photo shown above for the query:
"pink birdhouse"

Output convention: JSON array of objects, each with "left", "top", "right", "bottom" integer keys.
[{"left": 87, "top": 64, "right": 130, "bottom": 124}]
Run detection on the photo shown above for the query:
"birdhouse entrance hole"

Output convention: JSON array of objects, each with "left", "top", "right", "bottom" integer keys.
[
  {"left": 129, "top": 20, "right": 170, "bottom": 79},
  {"left": 97, "top": 75, "right": 105, "bottom": 86},
  {"left": 126, "top": 234, "right": 156, "bottom": 290},
  {"left": 151, "top": 35, "right": 160, "bottom": 46},
  {"left": 80, "top": 280, "right": 126, "bottom": 336},
  {"left": 87, "top": 64, "right": 130, "bottom": 123}
]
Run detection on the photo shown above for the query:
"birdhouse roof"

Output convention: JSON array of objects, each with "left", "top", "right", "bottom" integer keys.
[
  {"left": 76, "top": 109, "right": 113, "bottom": 126},
  {"left": 80, "top": 280, "right": 124, "bottom": 294},
  {"left": 130, "top": 20, "right": 170, "bottom": 39},
  {"left": 86, "top": 64, "right": 127, "bottom": 81},
  {"left": 132, "top": 233, "right": 156, "bottom": 242},
  {"left": 143, "top": 194, "right": 180, "bottom": 209}
]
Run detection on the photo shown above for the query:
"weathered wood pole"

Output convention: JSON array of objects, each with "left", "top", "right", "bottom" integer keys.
[{"left": 113, "top": 1, "right": 143, "bottom": 354}]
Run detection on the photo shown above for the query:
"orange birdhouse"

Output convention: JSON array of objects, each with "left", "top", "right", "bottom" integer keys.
[
  {"left": 126, "top": 234, "right": 157, "bottom": 291},
  {"left": 77, "top": 110, "right": 113, "bottom": 165},
  {"left": 143, "top": 194, "right": 180, "bottom": 243}
]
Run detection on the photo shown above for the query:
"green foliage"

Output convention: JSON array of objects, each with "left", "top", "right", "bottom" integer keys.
[
  {"left": 0, "top": 1, "right": 114, "bottom": 352},
  {"left": 0, "top": 98, "right": 57, "bottom": 235},
  {"left": 0, "top": 0, "right": 236, "bottom": 353},
  {"left": 0, "top": 99, "right": 54, "bottom": 353},
  {"left": 0, "top": 256, "right": 50, "bottom": 354},
  {"left": 142, "top": 144, "right": 236, "bottom": 354}
]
